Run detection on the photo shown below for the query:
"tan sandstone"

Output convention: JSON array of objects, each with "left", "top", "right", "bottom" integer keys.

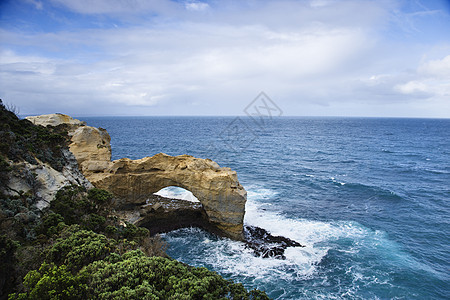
[{"left": 27, "top": 113, "right": 86, "bottom": 127}]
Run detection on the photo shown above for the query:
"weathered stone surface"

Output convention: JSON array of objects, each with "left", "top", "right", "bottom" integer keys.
[
  {"left": 26, "top": 113, "right": 86, "bottom": 127},
  {"left": 68, "top": 126, "right": 112, "bottom": 172},
  {"left": 28, "top": 114, "right": 247, "bottom": 240},
  {"left": 5, "top": 149, "right": 92, "bottom": 210}
]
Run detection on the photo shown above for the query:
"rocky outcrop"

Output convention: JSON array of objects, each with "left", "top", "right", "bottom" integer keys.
[
  {"left": 244, "top": 225, "right": 303, "bottom": 259},
  {"left": 26, "top": 114, "right": 112, "bottom": 173},
  {"left": 68, "top": 125, "right": 112, "bottom": 172},
  {"left": 5, "top": 149, "right": 92, "bottom": 210},
  {"left": 26, "top": 114, "right": 247, "bottom": 240},
  {"left": 90, "top": 154, "right": 247, "bottom": 240},
  {"left": 27, "top": 113, "right": 86, "bottom": 127}
]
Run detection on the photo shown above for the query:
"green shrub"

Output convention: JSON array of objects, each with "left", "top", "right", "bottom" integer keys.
[
  {"left": 15, "top": 249, "right": 270, "bottom": 300},
  {"left": 83, "top": 214, "right": 106, "bottom": 232},
  {"left": 0, "top": 100, "right": 69, "bottom": 171},
  {"left": 120, "top": 222, "right": 150, "bottom": 240},
  {"left": 87, "top": 188, "right": 113, "bottom": 205},
  {"left": 0, "top": 235, "right": 20, "bottom": 297},
  {"left": 13, "top": 262, "right": 87, "bottom": 300},
  {"left": 11, "top": 226, "right": 270, "bottom": 299},
  {"left": 81, "top": 250, "right": 270, "bottom": 300},
  {"left": 35, "top": 213, "right": 65, "bottom": 236},
  {"left": 50, "top": 186, "right": 91, "bottom": 225},
  {"left": 46, "top": 225, "right": 115, "bottom": 271}
]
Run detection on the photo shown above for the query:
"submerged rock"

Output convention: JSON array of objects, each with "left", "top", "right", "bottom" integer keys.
[{"left": 244, "top": 225, "right": 304, "bottom": 259}]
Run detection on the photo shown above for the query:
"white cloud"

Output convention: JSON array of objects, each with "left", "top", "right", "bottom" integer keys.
[
  {"left": 418, "top": 55, "right": 450, "bottom": 77},
  {"left": 395, "top": 80, "right": 429, "bottom": 95},
  {"left": 185, "top": 1, "right": 209, "bottom": 12},
  {"left": 393, "top": 55, "right": 450, "bottom": 98}
]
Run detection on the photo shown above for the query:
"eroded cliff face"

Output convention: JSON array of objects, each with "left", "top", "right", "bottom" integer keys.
[
  {"left": 26, "top": 114, "right": 247, "bottom": 240},
  {"left": 1, "top": 111, "right": 92, "bottom": 211},
  {"left": 6, "top": 149, "right": 93, "bottom": 210}
]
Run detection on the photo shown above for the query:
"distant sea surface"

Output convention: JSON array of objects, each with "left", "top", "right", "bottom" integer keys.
[{"left": 79, "top": 116, "right": 450, "bottom": 299}]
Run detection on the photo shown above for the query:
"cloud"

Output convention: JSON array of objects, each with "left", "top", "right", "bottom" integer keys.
[
  {"left": 394, "top": 55, "right": 450, "bottom": 98},
  {"left": 0, "top": 20, "right": 373, "bottom": 114},
  {"left": 185, "top": 1, "right": 209, "bottom": 12},
  {"left": 418, "top": 55, "right": 450, "bottom": 77},
  {"left": 49, "top": 0, "right": 181, "bottom": 15},
  {"left": 350, "top": 54, "right": 450, "bottom": 105},
  {"left": 25, "top": 0, "right": 44, "bottom": 10},
  {"left": 394, "top": 80, "right": 433, "bottom": 98}
]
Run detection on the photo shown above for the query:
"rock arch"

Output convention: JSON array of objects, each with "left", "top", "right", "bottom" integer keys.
[
  {"left": 91, "top": 154, "right": 247, "bottom": 240},
  {"left": 26, "top": 114, "right": 247, "bottom": 240}
]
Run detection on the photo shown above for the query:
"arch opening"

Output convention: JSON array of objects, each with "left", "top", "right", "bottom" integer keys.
[
  {"left": 139, "top": 186, "right": 212, "bottom": 236},
  {"left": 153, "top": 186, "right": 200, "bottom": 203}
]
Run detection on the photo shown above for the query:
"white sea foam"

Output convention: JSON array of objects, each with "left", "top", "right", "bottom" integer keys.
[
  {"left": 242, "top": 189, "right": 370, "bottom": 280},
  {"left": 164, "top": 185, "right": 424, "bottom": 299},
  {"left": 154, "top": 186, "right": 200, "bottom": 202},
  {"left": 176, "top": 186, "right": 372, "bottom": 280},
  {"left": 330, "top": 177, "right": 346, "bottom": 185},
  {"left": 246, "top": 185, "right": 278, "bottom": 200}
]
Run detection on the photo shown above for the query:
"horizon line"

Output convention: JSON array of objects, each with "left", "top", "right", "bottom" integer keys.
[{"left": 19, "top": 114, "right": 450, "bottom": 120}]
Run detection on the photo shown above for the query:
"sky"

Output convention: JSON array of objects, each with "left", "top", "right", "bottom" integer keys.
[{"left": 0, "top": 0, "right": 449, "bottom": 117}]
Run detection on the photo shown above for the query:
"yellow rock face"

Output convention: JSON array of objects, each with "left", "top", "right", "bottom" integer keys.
[
  {"left": 27, "top": 114, "right": 247, "bottom": 240},
  {"left": 90, "top": 153, "right": 247, "bottom": 240},
  {"left": 69, "top": 126, "right": 112, "bottom": 171}
]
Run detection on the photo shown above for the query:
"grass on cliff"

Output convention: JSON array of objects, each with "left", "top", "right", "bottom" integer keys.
[{"left": 0, "top": 99, "right": 70, "bottom": 172}]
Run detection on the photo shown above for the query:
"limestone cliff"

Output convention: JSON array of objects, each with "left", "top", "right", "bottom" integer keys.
[
  {"left": 6, "top": 149, "right": 92, "bottom": 210},
  {"left": 26, "top": 114, "right": 247, "bottom": 240},
  {"left": 1, "top": 109, "right": 92, "bottom": 212}
]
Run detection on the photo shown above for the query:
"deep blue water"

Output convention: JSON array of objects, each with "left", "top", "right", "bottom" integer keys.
[{"left": 79, "top": 116, "right": 450, "bottom": 299}]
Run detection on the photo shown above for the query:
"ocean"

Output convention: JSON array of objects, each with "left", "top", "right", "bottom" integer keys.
[{"left": 79, "top": 116, "right": 449, "bottom": 299}]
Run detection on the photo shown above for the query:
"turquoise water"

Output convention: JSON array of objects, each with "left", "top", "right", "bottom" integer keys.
[{"left": 80, "top": 116, "right": 450, "bottom": 299}]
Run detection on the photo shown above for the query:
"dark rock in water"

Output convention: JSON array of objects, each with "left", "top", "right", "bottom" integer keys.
[{"left": 244, "top": 225, "right": 304, "bottom": 259}]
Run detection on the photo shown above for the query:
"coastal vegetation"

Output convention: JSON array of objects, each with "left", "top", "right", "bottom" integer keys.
[{"left": 0, "top": 100, "right": 269, "bottom": 299}]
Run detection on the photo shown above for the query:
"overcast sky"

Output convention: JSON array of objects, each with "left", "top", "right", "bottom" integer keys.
[{"left": 1, "top": 0, "right": 449, "bottom": 117}]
